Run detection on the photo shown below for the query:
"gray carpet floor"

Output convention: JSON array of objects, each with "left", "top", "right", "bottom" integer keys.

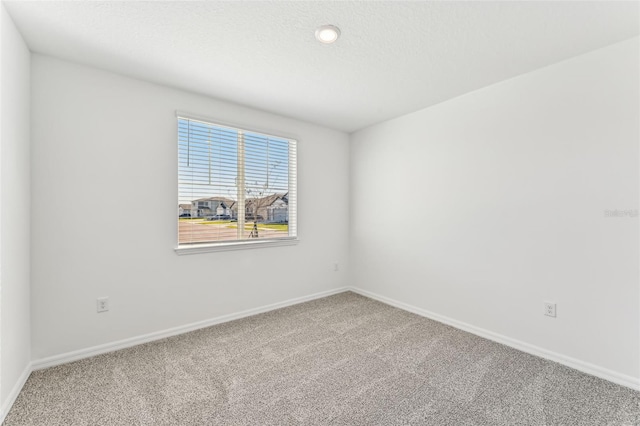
[{"left": 3, "top": 292, "right": 639, "bottom": 425}]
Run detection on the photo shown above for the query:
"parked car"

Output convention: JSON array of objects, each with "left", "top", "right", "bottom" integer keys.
[
  {"left": 207, "top": 214, "right": 231, "bottom": 220},
  {"left": 179, "top": 213, "right": 191, "bottom": 218}
]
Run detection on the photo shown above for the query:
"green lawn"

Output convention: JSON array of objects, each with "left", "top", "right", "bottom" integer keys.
[
  {"left": 260, "top": 224, "right": 289, "bottom": 231},
  {"left": 226, "top": 223, "right": 288, "bottom": 231},
  {"left": 180, "top": 218, "right": 287, "bottom": 231},
  {"left": 179, "top": 218, "right": 234, "bottom": 224}
]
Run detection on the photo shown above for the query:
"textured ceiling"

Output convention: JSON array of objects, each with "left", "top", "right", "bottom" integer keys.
[{"left": 4, "top": 1, "right": 639, "bottom": 132}]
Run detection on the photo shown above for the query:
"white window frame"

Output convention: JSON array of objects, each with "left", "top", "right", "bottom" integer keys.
[{"left": 174, "top": 111, "right": 298, "bottom": 255}]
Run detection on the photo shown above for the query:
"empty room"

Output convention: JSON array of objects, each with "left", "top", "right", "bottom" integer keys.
[{"left": 1, "top": 1, "right": 638, "bottom": 425}]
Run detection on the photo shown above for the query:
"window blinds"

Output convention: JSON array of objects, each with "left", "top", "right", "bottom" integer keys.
[{"left": 178, "top": 116, "right": 297, "bottom": 245}]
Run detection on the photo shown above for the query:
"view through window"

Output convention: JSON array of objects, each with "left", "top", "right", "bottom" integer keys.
[{"left": 178, "top": 116, "right": 297, "bottom": 246}]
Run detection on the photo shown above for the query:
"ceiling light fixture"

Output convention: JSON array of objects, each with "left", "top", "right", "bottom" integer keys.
[{"left": 315, "top": 25, "right": 341, "bottom": 44}]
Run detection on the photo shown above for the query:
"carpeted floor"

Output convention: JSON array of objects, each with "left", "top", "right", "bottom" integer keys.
[{"left": 3, "top": 292, "right": 639, "bottom": 425}]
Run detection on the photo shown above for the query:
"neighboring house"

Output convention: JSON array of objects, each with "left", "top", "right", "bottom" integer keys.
[
  {"left": 191, "top": 197, "right": 236, "bottom": 218},
  {"left": 190, "top": 194, "right": 288, "bottom": 221},
  {"left": 266, "top": 196, "right": 288, "bottom": 222},
  {"left": 178, "top": 204, "right": 192, "bottom": 216},
  {"left": 244, "top": 193, "right": 288, "bottom": 222}
]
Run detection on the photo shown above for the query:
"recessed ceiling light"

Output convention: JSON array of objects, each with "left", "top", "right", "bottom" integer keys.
[{"left": 315, "top": 25, "right": 341, "bottom": 44}]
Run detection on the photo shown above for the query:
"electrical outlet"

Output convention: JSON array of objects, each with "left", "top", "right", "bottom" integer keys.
[
  {"left": 97, "top": 297, "right": 109, "bottom": 313},
  {"left": 544, "top": 302, "right": 556, "bottom": 317},
  {"left": 333, "top": 262, "right": 339, "bottom": 272}
]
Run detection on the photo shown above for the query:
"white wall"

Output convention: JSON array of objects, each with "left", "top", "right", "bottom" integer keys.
[
  {"left": 350, "top": 38, "right": 639, "bottom": 382},
  {"left": 0, "top": 1, "right": 31, "bottom": 414},
  {"left": 31, "top": 55, "right": 349, "bottom": 360}
]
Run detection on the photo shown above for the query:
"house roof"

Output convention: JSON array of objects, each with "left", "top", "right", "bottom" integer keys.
[
  {"left": 192, "top": 195, "right": 284, "bottom": 210},
  {"left": 179, "top": 204, "right": 191, "bottom": 210},
  {"left": 245, "top": 193, "right": 288, "bottom": 208},
  {"left": 192, "top": 197, "right": 236, "bottom": 204}
]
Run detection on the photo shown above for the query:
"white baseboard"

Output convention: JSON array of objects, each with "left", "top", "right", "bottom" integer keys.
[
  {"left": 3, "top": 287, "right": 349, "bottom": 422},
  {"left": 32, "top": 287, "right": 350, "bottom": 371},
  {"left": 15, "top": 284, "right": 638, "bottom": 422},
  {"left": 348, "top": 286, "right": 640, "bottom": 391},
  {"left": 0, "top": 362, "right": 32, "bottom": 424}
]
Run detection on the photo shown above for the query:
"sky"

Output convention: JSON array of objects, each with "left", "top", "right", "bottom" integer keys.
[{"left": 178, "top": 118, "right": 290, "bottom": 205}]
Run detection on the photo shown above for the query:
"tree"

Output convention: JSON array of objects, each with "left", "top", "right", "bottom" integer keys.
[{"left": 243, "top": 160, "right": 285, "bottom": 238}]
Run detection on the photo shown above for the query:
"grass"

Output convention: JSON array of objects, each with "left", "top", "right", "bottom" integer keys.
[
  {"left": 259, "top": 223, "right": 289, "bottom": 231},
  {"left": 226, "top": 223, "right": 288, "bottom": 232},
  {"left": 180, "top": 218, "right": 288, "bottom": 232},
  {"left": 179, "top": 218, "right": 233, "bottom": 224}
]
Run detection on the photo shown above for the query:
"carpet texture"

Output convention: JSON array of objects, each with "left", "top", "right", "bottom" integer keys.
[{"left": 3, "top": 292, "right": 639, "bottom": 425}]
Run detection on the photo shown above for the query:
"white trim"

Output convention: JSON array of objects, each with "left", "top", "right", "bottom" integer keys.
[
  {"left": 32, "top": 287, "right": 348, "bottom": 371},
  {"left": 347, "top": 286, "right": 640, "bottom": 391},
  {"left": 18, "top": 284, "right": 637, "bottom": 420},
  {"left": 174, "top": 237, "right": 299, "bottom": 255},
  {"left": 0, "top": 362, "right": 32, "bottom": 424}
]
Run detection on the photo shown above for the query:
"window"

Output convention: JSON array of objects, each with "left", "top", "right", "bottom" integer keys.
[{"left": 177, "top": 114, "right": 297, "bottom": 251}]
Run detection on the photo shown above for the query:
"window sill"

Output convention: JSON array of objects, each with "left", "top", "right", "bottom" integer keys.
[{"left": 174, "top": 237, "right": 299, "bottom": 255}]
